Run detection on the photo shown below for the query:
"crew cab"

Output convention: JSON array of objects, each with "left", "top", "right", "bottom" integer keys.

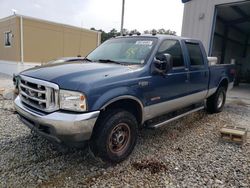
[{"left": 14, "top": 35, "right": 235, "bottom": 163}]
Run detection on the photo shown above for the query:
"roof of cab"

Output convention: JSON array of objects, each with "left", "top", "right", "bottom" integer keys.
[{"left": 115, "top": 34, "right": 198, "bottom": 42}]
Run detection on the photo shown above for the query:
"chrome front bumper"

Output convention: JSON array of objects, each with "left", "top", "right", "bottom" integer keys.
[{"left": 14, "top": 96, "right": 100, "bottom": 143}]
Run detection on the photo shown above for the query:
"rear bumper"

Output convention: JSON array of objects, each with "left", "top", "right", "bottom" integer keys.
[{"left": 14, "top": 96, "right": 100, "bottom": 143}]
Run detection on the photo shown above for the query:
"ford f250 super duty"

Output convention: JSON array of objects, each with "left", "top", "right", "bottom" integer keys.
[{"left": 14, "top": 35, "right": 235, "bottom": 163}]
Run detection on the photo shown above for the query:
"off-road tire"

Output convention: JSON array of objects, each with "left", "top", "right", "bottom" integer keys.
[
  {"left": 206, "top": 87, "right": 226, "bottom": 113},
  {"left": 90, "top": 109, "right": 138, "bottom": 163}
]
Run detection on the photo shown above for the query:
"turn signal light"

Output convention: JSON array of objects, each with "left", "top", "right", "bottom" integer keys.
[{"left": 80, "top": 95, "right": 85, "bottom": 101}]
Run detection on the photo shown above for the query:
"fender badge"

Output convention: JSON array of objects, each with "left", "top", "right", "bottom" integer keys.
[
  {"left": 138, "top": 81, "right": 149, "bottom": 87},
  {"left": 151, "top": 96, "right": 161, "bottom": 101}
]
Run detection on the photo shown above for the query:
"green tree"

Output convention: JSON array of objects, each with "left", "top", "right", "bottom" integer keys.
[
  {"left": 129, "top": 29, "right": 140, "bottom": 35},
  {"left": 91, "top": 28, "right": 122, "bottom": 43},
  {"left": 121, "top": 28, "right": 129, "bottom": 35},
  {"left": 143, "top": 29, "right": 176, "bottom": 35},
  {"left": 90, "top": 28, "right": 111, "bottom": 43},
  {"left": 91, "top": 27, "right": 177, "bottom": 43}
]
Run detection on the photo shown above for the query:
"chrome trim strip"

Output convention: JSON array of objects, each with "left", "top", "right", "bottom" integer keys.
[
  {"left": 144, "top": 90, "right": 207, "bottom": 121},
  {"left": 20, "top": 75, "right": 59, "bottom": 90},
  {"left": 19, "top": 75, "right": 60, "bottom": 112},
  {"left": 20, "top": 91, "right": 46, "bottom": 103},
  {"left": 19, "top": 96, "right": 47, "bottom": 113},
  {"left": 149, "top": 106, "right": 204, "bottom": 129},
  {"left": 20, "top": 83, "right": 46, "bottom": 93}
]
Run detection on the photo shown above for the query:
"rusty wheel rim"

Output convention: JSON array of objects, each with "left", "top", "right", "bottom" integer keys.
[{"left": 108, "top": 123, "right": 131, "bottom": 155}]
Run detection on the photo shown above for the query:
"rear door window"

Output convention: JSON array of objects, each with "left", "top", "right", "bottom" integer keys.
[{"left": 185, "top": 43, "right": 204, "bottom": 66}]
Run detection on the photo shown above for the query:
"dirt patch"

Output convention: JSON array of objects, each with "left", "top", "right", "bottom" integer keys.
[
  {"left": 132, "top": 159, "right": 168, "bottom": 174},
  {"left": 0, "top": 88, "right": 5, "bottom": 95},
  {"left": 233, "top": 100, "right": 249, "bottom": 107}
]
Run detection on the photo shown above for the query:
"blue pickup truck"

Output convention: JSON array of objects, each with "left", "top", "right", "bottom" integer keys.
[{"left": 14, "top": 34, "right": 235, "bottom": 163}]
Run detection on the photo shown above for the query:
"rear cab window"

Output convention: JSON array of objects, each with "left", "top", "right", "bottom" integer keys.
[{"left": 185, "top": 42, "right": 204, "bottom": 67}]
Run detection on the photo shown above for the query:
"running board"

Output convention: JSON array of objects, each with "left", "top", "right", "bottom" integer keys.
[{"left": 148, "top": 106, "right": 204, "bottom": 129}]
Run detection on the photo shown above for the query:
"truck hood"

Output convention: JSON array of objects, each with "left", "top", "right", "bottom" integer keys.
[{"left": 21, "top": 61, "right": 140, "bottom": 90}]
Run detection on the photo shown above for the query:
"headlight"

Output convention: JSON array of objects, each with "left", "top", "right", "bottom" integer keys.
[{"left": 59, "top": 90, "right": 87, "bottom": 112}]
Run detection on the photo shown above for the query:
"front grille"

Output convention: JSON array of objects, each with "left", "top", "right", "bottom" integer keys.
[{"left": 19, "top": 75, "right": 59, "bottom": 112}]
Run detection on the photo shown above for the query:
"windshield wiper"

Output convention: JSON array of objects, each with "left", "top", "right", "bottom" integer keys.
[
  {"left": 83, "top": 57, "right": 92, "bottom": 62},
  {"left": 97, "top": 59, "right": 123, "bottom": 65}
]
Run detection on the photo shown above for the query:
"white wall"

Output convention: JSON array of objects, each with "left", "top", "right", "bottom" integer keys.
[
  {"left": 0, "top": 60, "right": 40, "bottom": 76},
  {"left": 182, "top": 0, "right": 246, "bottom": 54}
]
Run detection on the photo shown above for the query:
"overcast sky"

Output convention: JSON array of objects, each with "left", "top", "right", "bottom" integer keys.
[{"left": 0, "top": 0, "right": 184, "bottom": 35}]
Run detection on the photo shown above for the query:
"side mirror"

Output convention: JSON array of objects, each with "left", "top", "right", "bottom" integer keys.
[{"left": 153, "top": 53, "right": 173, "bottom": 75}]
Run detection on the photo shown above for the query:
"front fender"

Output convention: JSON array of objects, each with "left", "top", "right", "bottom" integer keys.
[{"left": 91, "top": 87, "right": 144, "bottom": 111}]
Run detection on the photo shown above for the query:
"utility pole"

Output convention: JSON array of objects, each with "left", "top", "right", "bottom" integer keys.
[{"left": 120, "top": 0, "right": 125, "bottom": 36}]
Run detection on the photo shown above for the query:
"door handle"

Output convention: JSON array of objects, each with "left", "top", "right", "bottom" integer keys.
[
  {"left": 186, "top": 72, "right": 190, "bottom": 82},
  {"left": 185, "top": 68, "right": 190, "bottom": 82},
  {"left": 204, "top": 71, "right": 207, "bottom": 77}
]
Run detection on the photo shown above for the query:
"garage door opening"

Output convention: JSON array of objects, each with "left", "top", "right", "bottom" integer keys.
[{"left": 211, "top": 1, "right": 250, "bottom": 84}]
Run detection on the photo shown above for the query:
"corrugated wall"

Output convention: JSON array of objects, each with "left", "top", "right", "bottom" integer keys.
[{"left": 181, "top": 0, "right": 244, "bottom": 54}]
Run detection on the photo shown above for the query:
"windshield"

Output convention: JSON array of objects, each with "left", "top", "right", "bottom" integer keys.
[{"left": 86, "top": 37, "right": 157, "bottom": 65}]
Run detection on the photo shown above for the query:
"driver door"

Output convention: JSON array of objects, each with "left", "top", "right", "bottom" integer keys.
[{"left": 145, "top": 39, "right": 189, "bottom": 119}]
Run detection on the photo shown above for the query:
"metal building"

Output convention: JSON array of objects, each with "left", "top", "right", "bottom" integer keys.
[
  {"left": 182, "top": 0, "right": 250, "bottom": 82},
  {"left": 0, "top": 14, "right": 101, "bottom": 63}
]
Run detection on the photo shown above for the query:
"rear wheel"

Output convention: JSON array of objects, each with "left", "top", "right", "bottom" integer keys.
[
  {"left": 206, "top": 87, "right": 226, "bottom": 113},
  {"left": 90, "top": 109, "right": 138, "bottom": 163}
]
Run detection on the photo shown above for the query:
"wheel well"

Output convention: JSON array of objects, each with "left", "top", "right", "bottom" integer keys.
[
  {"left": 101, "top": 99, "right": 143, "bottom": 125},
  {"left": 218, "top": 79, "right": 228, "bottom": 90}
]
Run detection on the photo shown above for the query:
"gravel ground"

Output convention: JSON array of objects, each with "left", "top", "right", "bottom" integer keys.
[
  {"left": 0, "top": 73, "right": 13, "bottom": 89},
  {"left": 0, "top": 95, "right": 250, "bottom": 187}
]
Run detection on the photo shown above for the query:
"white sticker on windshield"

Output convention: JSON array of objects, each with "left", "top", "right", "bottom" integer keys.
[{"left": 135, "top": 41, "right": 153, "bottom": 45}]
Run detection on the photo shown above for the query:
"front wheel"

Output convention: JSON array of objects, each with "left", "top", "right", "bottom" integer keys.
[
  {"left": 206, "top": 87, "right": 226, "bottom": 113},
  {"left": 90, "top": 109, "right": 138, "bottom": 163}
]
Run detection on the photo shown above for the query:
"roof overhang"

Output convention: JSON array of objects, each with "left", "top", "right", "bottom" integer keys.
[{"left": 216, "top": 2, "right": 250, "bottom": 36}]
